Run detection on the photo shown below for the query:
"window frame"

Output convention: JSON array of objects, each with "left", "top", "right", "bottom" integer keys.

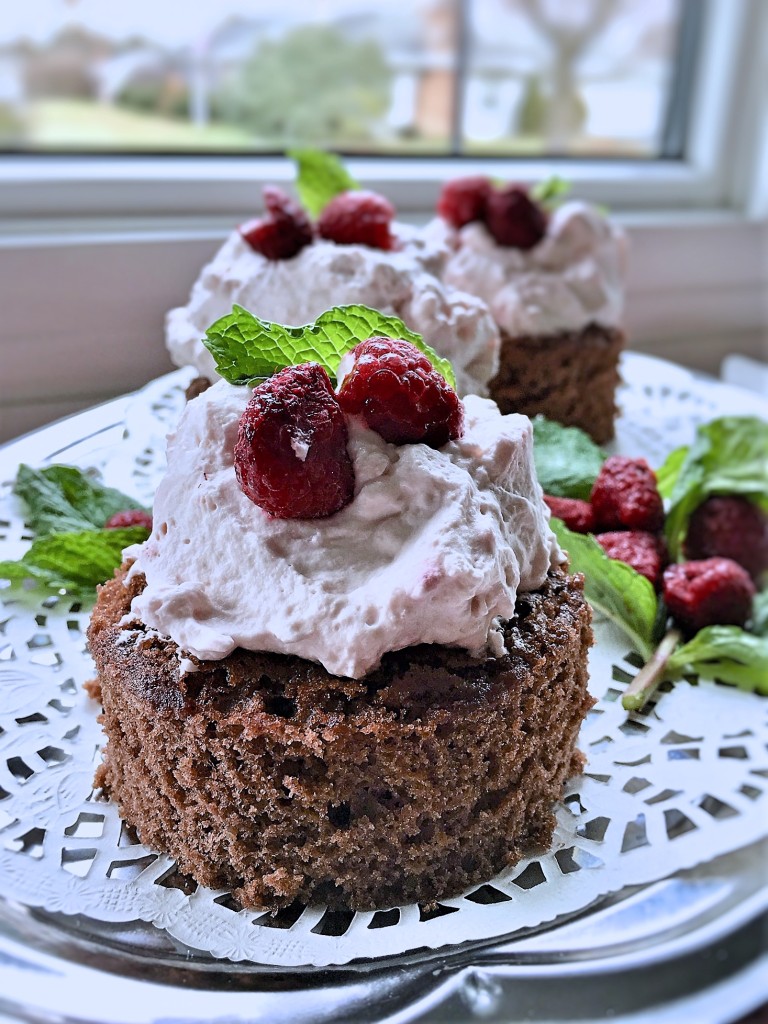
[{"left": 0, "top": 0, "right": 764, "bottom": 221}]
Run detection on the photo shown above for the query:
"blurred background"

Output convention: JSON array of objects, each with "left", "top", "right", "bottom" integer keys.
[
  {"left": 0, "top": 0, "right": 766, "bottom": 441},
  {"left": 1, "top": 0, "right": 681, "bottom": 157}
]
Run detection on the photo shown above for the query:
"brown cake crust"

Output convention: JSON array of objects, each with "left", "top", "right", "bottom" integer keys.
[
  {"left": 488, "top": 323, "right": 624, "bottom": 445},
  {"left": 87, "top": 567, "right": 593, "bottom": 911}
]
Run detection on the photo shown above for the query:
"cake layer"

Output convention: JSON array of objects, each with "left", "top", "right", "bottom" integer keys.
[
  {"left": 489, "top": 324, "right": 624, "bottom": 445},
  {"left": 87, "top": 567, "right": 593, "bottom": 911}
]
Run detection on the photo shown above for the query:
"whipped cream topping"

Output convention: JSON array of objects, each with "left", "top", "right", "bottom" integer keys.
[
  {"left": 125, "top": 381, "right": 561, "bottom": 679},
  {"left": 439, "top": 200, "right": 626, "bottom": 337},
  {"left": 166, "top": 225, "right": 498, "bottom": 396}
]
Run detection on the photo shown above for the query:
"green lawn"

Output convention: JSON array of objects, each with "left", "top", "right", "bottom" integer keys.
[
  {"left": 19, "top": 98, "right": 647, "bottom": 157},
  {"left": 27, "top": 100, "right": 254, "bottom": 150}
]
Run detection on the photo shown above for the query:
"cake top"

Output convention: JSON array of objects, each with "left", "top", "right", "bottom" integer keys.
[
  {"left": 433, "top": 177, "right": 627, "bottom": 337},
  {"left": 129, "top": 307, "right": 561, "bottom": 679},
  {"left": 166, "top": 178, "right": 499, "bottom": 397}
]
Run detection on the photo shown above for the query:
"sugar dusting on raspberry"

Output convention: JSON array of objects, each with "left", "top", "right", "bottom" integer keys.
[
  {"left": 338, "top": 337, "right": 464, "bottom": 448},
  {"left": 234, "top": 363, "right": 354, "bottom": 519}
]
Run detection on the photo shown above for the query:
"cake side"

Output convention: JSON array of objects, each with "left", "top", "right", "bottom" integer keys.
[
  {"left": 88, "top": 566, "right": 593, "bottom": 911},
  {"left": 489, "top": 324, "right": 625, "bottom": 445}
]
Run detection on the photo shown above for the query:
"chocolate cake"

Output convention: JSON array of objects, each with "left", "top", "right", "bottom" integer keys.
[
  {"left": 87, "top": 566, "right": 593, "bottom": 911},
  {"left": 490, "top": 324, "right": 625, "bottom": 446}
]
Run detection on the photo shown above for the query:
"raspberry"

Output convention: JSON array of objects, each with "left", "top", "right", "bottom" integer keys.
[
  {"left": 596, "top": 530, "right": 668, "bottom": 588},
  {"left": 239, "top": 186, "right": 313, "bottom": 260},
  {"left": 437, "top": 176, "right": 492, "bottom": 228},
  {"left": 484, "top": 184, "right": 547, "bottom": 249},
  {"left": 234, "top": 363, "right": 354, "bottom": 519},
  {"left": 684, "top": 496, "right": 768, "bottom": 583},
  {"left": 591, "top": 455, "right": 664, "bottom": 532},
  {"left": 317, "top": 190, "right": 394, "bottom": 250},
  {"left": 338, "top": 337, "right": 463, "bottom": 448},
  {"left": 544, "top": 495, "right": 595, "bottom": 533},
  {"left": 662, "top": 557, "right": 756, "bottom": 636},
  {"left": 104, "top": 509, "right": 153, "bottom": 531}
]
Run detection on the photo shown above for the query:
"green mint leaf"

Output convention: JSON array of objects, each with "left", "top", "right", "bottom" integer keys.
[
  {"left": 532, "top": 417, "right": 606, "bottom": 500},
  {"left": 665, "top": 625, "right": 768, "bottom": 695},
  {"left": 531, "top": 175, "right": 571, "bottom": 207},
  {"left": 661, "top": 417, "right": 768, "bottom": 560},
  {"left": 203, "top": 303, "right": 457, "bottom": 391},
  {"left": 0, "top": 527, "right": 148, "bottom": 599},
  {"left": 751, "top": 589, "right": 768, "bottom": 636},
  {"left": 655, "top": 444, "right": 688, "bottom": 500},
  {"left": 14, "top": 464, "right": 147, "bottom": 537},
  {"left": 550, "top": 518, "right": 658, "bottom": 660},
  {"left": 289, "top": 149, "right": 358, "bottom": 217}
]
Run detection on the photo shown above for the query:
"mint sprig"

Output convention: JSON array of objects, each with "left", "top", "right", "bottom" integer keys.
[
  {"left": 203, "top": 303, "right": 457, "bottom": 391},
  {"left": 533, "top": 417, "right": 605, "bottom": 501},
  {"left": 531, "top": 175, "right": 571, "bottom": 208},
  {"left": 0, "top": 527, "right": 148, "bottom": 598},
  {"left": 551, "top": 517, "right": 768, "bottom": 709},
  {"left": 659, "top": 416, "right": 768, "bottom": 560},
  {"left": 289, "top": 149, "right": 358, "bottom": 217},
  {"left": 14, "top": 464, "right": 148, "bottom": 537},
  {"left": 0, "top": 464, "right": 150, "bottom": 599},
  {"left": 550, "top": 518, "right": 658, "bottom": 661}
]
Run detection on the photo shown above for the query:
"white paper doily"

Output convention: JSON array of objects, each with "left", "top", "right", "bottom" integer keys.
[{"left": 0, "top": 353, "right": 766, "bottom": 968}]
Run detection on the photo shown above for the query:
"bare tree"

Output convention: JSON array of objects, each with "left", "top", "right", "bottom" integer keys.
[{"left": 516, "top": 0, "right": 627, "bottom": 150}]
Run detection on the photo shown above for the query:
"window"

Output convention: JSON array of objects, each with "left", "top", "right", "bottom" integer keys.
[{"left": 3, "top": 0, "right": 687, "bottom": 159}]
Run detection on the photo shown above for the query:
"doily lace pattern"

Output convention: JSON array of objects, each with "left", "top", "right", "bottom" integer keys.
[{"left": 0, "top": 354, "right": 766, "bottom": 967}]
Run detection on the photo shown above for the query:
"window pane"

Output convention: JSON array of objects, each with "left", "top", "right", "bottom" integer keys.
[{"left": 0, "top": 0, "right": 686, "bottom": 157}]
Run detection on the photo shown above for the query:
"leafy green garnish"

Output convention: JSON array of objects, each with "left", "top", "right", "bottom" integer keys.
[
  {"left": 203, "top": 303, "right": 457, "bottom": 391},
  {"left": 659, "top": 417, "right": 768, "bottom": 559},
  {"left": 551, "top": 518, "right": 658, "bottom": 660},
  {"left": 0, "top": 527, "right": 148, "bottom": 598},
  {"left": 665, "top": 626, "right": 768, "bottom": 694},
  {"left": 532, "top": 417, "right": 606, "bottom": 500},
  {"left": 289, "top": 148, "right": 358, "bottom": 217},
  {"left": 0, "top": 464, "right": 150, "bottom": 600},
  {"left": 751, "top": 589, "right": 768, "bottom": 637},
  {"left": 13, "top": 464, "right": 147, "bottom": 538},
  {"left": 531, "top": 175, "right": 571, "bottom": 207}
]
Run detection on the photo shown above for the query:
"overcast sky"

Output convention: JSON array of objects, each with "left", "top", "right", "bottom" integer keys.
[{"left": 4, "top": 0, "right": 675, "bottom": 63}]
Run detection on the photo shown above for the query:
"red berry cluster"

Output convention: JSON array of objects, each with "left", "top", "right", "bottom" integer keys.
[
  {"left": 234, "top": 339, "right": 463, "bottom": 519},
  {"left": 437, "top": 176, "right": 548, "bottom": 250},
  {"left": 239, "top": 187, "right": 396, "bottom": 260},
  {"left": 545, "top": 455, "right": 667, "bottom": 587},
  {"left": 545, "top": 456, "right": 764, "bottom": 636}
]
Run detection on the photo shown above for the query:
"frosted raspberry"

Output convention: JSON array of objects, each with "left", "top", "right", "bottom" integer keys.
[
  {"left": 544, "top": 495, "right": 595, "bottom": 533},
  {"left": 684, "top": 496, "right": 768, "bottom": 583},
  {"left": 596, "top": 530, "right": 668, "bottom": 588},
  {"left": 239, "top": 186, "right": 313, "bottom": 260},
  {"left": 663, "top": 557, "right": 756, "bottom": 635},
  {"left": 338, "top": 337, "right": 463, "bottom": 448},
  {"left": 591, "top": 455, "right": 664, "bottom": 533},
  {"left": 437, "top": 176, "right": 492, "bottom": 228},
  {"left": 484, "top": 184, "right": 547, "bottom": 249},
  {"left": 317, "top": 190, "right": 394, "bottom": 250},
  {"left": 234, "top": 364, "right": 354, "bottom": 519},
  {"left": 104, "top": 509, "right": 153, "bottom": 531}
]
